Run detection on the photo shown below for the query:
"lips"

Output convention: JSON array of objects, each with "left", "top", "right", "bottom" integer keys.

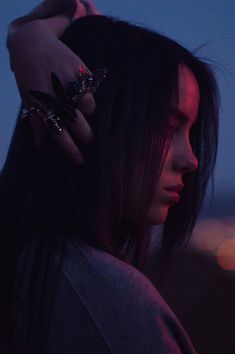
[{"left": 163, "top": 184, "right": 184, "bottom": 204}]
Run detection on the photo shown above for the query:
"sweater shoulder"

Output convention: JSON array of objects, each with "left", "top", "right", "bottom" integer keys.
[{"left": 55, "top": 238, "right": 196, "bottom": 354}]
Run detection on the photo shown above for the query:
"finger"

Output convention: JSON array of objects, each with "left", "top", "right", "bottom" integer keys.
[
  {"left": 65, "top": 109, "right": 94, "bottom": 144},
  {"left": 74, "top": 2, "right": 87, "bottom": 18},
  {"left": 47, "top": 122, "right": 84, "bottom": 165},
  {"left": 79, "top": 0, "right": 101, "bottom": 15},
  {"left": 26, "top": 108, "right": 84, "bottom": 165},
  {"left": 22, "top": 96, "right": 48, "bottom": 149},
  {"left": 29, "top": 110, "right": 48, "bottom": 149},
  {"left": 76, "top": 92, "right": 96, "bottom": 116}
]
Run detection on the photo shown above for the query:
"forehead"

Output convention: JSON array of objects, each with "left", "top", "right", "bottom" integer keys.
[{"left": 178, "top": 65, "right": 200, "bottom": 123}]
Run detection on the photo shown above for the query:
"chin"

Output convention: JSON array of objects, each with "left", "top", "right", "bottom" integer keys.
[{"left": 146, "top": 205, "right": 169, "bottom": 225}]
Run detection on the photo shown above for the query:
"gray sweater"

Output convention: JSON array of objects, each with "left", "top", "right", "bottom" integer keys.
[{"left": 14, "top": 237, "right": 197, "bottom": 353}]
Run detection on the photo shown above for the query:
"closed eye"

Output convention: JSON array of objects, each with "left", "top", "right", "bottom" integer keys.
[{"left": 170, "top": 108, "right": 198, "bottom": 127}]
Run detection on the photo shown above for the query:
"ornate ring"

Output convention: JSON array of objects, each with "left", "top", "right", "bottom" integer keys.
[
  {"left": 26, "top": 67, "right": 107, "bottom": 131},
  {"left": 20, "top": 106, "right": 36, "bottom": 119},
  {"left": 20, "top": 105, "right": 46, "bottom": 119},
  {"left": 66, "top": 65, "right": 107, "bottom": 103},
  {"left": 44, "top": 110, "right": 63, "bottom": 134},
  {"left": 66, "top": 66, "right": 93, "bottom": 103},
  {"left": 22, "top": 101, "right": 63, "bottom": 134}
]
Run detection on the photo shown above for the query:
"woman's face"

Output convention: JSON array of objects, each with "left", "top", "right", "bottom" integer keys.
[{"left": 147, "top": 64, "right": 200, "bottom": 224}]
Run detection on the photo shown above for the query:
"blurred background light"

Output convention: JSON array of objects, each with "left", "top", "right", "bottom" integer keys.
[
  {"left": 217, "top": 238, "right": 235, "bottom": 271},
  {"left": 192, "top": 217, "right": 235, "bottom": 271}
]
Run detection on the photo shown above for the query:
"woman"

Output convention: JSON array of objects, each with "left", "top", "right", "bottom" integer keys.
[{"left": 1, "top": 1, "right": 219, "bottom": 353}]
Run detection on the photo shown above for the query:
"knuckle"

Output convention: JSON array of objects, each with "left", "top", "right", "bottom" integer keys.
[{"left": 79, "top": 93, "right": 96, "bottom": 113}]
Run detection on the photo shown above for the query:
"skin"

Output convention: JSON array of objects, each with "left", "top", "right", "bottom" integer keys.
[
  {"left": 147, "top": 65, "right": 200, "bottom": 224},
  {"left": 8, "top": 0, "right": 99, "bottom": 165}
]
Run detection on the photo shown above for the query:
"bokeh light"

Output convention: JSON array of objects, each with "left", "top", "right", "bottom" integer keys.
[
  {"left": 192, "top": 218, "right": 235, "bottom": 271},
  {"left": 217, "top": 239, "right": 235, "bottom": 271},
  {"left": 192, "top": 219, "right": 225, "bottom": 253}
]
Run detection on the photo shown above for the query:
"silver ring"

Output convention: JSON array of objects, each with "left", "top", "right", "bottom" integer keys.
[
  {"left": 21, "top": 105, "right": 63, "bottom": 134},
  {"left": 44, "top": 110, "right": 63, "bottom": 134},
  {"left": 66, "top": 66, "right": 93, "bottom": 103},
  {"left": 66, "top": 66, "right": 107, "bottom": 103},
  {"left": 20, "top": 107, "right": 36, "bottom": 119}
]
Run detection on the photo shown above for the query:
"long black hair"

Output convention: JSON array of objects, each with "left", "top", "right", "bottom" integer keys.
[{"left": 0, "top": 15, "right": 219, "bottom": 352}]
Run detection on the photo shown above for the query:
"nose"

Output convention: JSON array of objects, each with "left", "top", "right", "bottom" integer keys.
[{"left": 172, "top": 146, "right": 198, "bottom": 174}]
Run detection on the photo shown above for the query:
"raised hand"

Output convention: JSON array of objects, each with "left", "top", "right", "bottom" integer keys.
[{"left": 7, "top": 0, "right": 101, "bottom": 165}]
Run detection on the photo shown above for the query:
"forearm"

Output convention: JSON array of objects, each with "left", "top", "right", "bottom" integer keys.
[{"left": 5, "top": 0, "right": 98, "bottom": 162}]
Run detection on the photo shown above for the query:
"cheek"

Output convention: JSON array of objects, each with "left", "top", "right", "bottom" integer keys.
[
  {"left": 146, "top": 182, "right": 170, "bottom": 225},
  {"left": 145, "top": 152, "right": 173, "bottom": 225}
]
